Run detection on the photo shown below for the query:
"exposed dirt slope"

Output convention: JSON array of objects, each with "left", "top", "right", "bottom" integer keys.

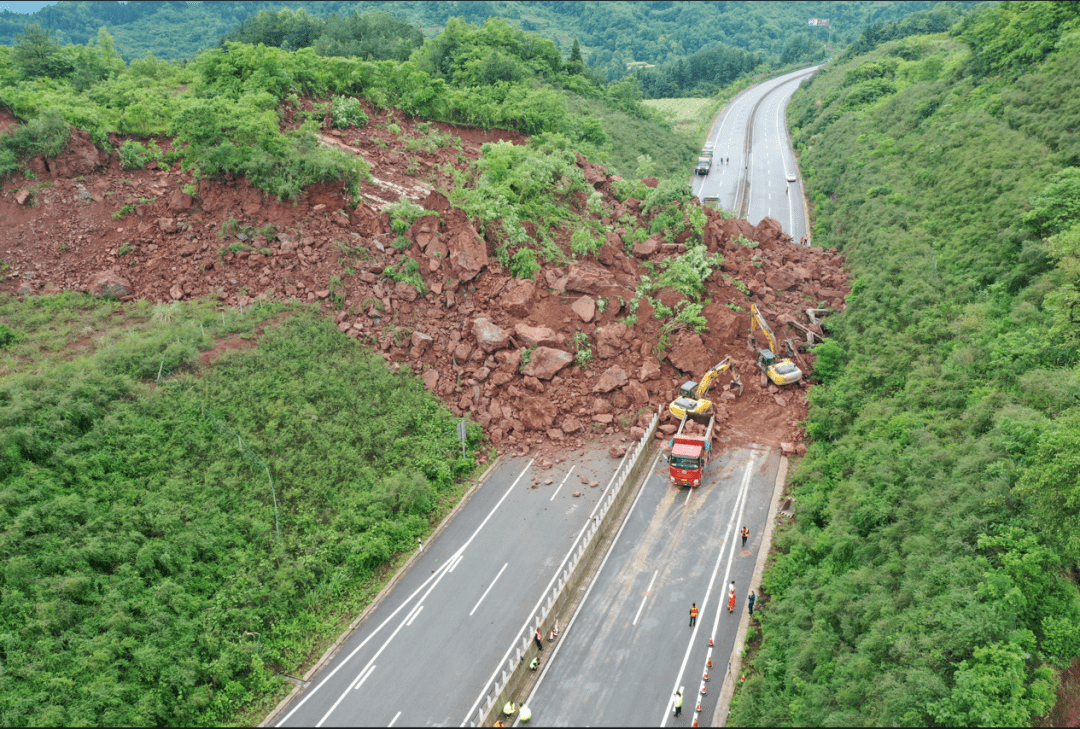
[{"left": 0, "top": 104, "right": 848, "bottom": 460}]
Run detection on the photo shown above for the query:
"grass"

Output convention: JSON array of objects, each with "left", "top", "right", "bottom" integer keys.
[
  {"left": 0, "top": 292, "right": 481, "bottom": 727},
  {"left": 641, "top": 97, "right": 715, "bottom": 146}
]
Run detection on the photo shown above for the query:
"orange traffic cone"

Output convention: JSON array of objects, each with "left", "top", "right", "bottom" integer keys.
[
  {"left": 696, "top": 702, "right": 702, "bottom": 713},
  {"left": 708, "top": 636, "right": 714, "bottom": 646},
  {"left": 703, "top": 671, "right": 709, "bottom": 682},
  {"left": 692, "top": 719, "right": 698, "bottom": 728},
  {"left": 707, "top": 657, "right": 712, "bottom": 669},
  {"left": 701, "top": 684, "right": 707, "bottom": 695}
]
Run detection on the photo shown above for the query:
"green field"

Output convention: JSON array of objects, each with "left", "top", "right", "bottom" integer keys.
[{"left": 642, "top": 97, "right": 713, "bottom": 144}]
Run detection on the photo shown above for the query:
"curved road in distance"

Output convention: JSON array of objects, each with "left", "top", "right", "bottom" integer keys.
[
  {"left": 521, "top": 445, "right": 780, "bottom": 727},
  {"left": 272, "top": 450, "right": 629, "bottom": 728},
  {"left": 692, "top": 66, "right": 819, "bottom": 241}
]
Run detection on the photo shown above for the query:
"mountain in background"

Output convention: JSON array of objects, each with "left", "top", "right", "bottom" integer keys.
[{"left": 0, "top": 0, "right": 962, "bottom": 78}]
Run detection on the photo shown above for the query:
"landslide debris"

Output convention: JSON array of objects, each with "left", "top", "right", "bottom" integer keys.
[{"left": 0, "top": 102, "right": 848, "bottom": 457}]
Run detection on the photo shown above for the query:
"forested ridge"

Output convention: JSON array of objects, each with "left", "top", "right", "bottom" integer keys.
[
  {"left": 0, "top": 0, "right": 947, "bottom": 74},
  {"left": 731, "top": 1, "right": 1080, "bottom": 724}
]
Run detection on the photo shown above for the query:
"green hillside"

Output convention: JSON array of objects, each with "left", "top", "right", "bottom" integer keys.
[
  {"left": 731, "top": 1, "right": 1080, "bottom": 724},
  {"left": 0, "top": 0, "right": 948, "bottom": 69}
]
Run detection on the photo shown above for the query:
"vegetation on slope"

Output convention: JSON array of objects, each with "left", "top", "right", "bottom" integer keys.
[
  {"left": 0, "top": 295, "right": 479, "bottom": 726},
  {"left": 731, "top": 2, "right": 1080, "bottom": 725},
  {"left": 0, "top": 0, "right": 943, "bottom": 74}
]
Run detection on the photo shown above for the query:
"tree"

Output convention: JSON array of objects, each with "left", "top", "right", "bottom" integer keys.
[
  {"left": 13, "top": 21, "right": 70, "bottom": 79},
  {"left": 567, "top": 38, "right": 584, "bottom": 75},
  {"left": 1017, "top": 408, "right": 1080, "bottom": 565}
]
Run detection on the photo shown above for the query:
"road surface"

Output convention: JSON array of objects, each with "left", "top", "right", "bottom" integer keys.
[
  {"left": 273, "top": 450, "right": 629, "bottom": 727},
  {"left": 692, "top": 66, "right": 819, "bottom": 241},
  {"left": 522, "top": 445, "right": 780, "bottom": 726}
]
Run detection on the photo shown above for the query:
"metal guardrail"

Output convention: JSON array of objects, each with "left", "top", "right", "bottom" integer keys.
[{"left": 471, "top": 407, "right": 661, "bottom": 725}]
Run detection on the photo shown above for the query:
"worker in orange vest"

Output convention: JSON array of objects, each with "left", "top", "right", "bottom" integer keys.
[{"left": 689, "top": 602, "right": 699, "bottom": 627}]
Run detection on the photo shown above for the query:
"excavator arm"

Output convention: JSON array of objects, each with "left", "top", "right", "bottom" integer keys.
[
  {"left": 694, "top": 356, "right": 734, "bottom": 399},
  {"left": 749, "top": 304, "right": 779, "bottom": 356}
]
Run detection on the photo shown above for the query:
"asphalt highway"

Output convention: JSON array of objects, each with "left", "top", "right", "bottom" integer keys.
[
  {"left": 273, "top": 450, "right": 629, "bottom": 727},
  {"left": 522, "top": 445, "right": 780, "bottom": 726},
  {"left": 692, "top": 66, "right": 819, "bottom": 240}
]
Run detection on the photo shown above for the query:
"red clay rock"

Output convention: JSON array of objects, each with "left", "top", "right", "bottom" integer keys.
[
  {"left": 571, "top": 295, "right": 596, "bottom": 323},
  {"left": 514, "top": 322, "right": 561, "bottom": 348},
  {"left": 595, "top": 322, "right": 629, "bottom": 359},
  {"left": 624, "top": 379, "right": 650, "bottom": 404},
  {"left": 593, "top": 365, "right": 629, "bottom": 393},
  {"left": 87, "top": 270, "right": 132, "bottom": 298},
  {"left": 639, "top": 359, "right": 661, "bottom": 382},
  {"left": 521, "top": 347, "right": 573, "bottom": 380},
  {"left": 633, "top": 235, "right": 661, "bottom": 257},
  {"left": 49, "top": 129, "right": 103, "bottom": 178},
  {"left": 666, "top": 330, "right": 714, "bottom": 375},
  {"left": 422, "top": 369, "right": 440, "bottom": 391},
  {"left": 609, "top": 444, "right": 627, "bottom": 458},
  {"left": 472, "top": 316, "right": 511, "bottom": 353},
  {"left": 446, "top": 214, "right": 488, "bottom": 282},
  {"left": 15, "top": 189, "right": 31, "bottom": 206},
  {"left": 565, "top": 262, "right": 620, "bottom": 296},
  {"left": 500, "top": 280, "right": 536, "bottom": 317},
  {"left": 561, "top": 416, "right": 582, "bottom": 434},
  {"left": 520, "top": 396, "right": 557, "bottom": 431},
  {"left": 765, "top": 269, "right": 799, "bottom": 292},
  {"left": 167, "top": 189, "right": 193, "bottom": 212}
]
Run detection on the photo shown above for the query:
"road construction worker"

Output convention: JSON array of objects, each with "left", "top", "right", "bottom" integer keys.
[
  {"left": 519, "top": 704, "right": 532, "bottom": 723},
  {"left": 674, "top": 690, "right": 683, "bottom": 717},
  {"left": 502, "top": 701, "right": 516, "bottom": 717},
  {"left": 530, "top": 656, "right": 540, "bottom": 672}
]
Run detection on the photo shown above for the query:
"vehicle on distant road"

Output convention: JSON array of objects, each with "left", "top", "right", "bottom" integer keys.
[{"left": 695, "top": 144, "right": 714, "bottom": 175}]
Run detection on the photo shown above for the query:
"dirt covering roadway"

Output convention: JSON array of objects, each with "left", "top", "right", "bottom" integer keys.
[{"left": 0, "top": 101, "right": 849, "bottom": 462}]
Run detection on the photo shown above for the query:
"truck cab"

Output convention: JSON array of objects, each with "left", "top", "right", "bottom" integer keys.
[{"left": 669, "top": 437, "right": 709, "bottom": 487}]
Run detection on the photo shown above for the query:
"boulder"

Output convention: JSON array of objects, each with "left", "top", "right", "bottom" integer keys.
[
  {"left": 521, "top": 347, "right": 573, "bottom": 380},
  {"left": 609, "top": 444, "right": 628, "bottom": 459},
  {"left": 445, "top": 213, "right": 488, "bottom": 282},
  {"left": 410, "top": 331, "right": 434, "bottom": 353},
  {"left": 624, "top": 379, "right": 650, "bottom": 404},
  {"left": 565, "top": 262, "right": 619, "bottom": 295},
  {"left": 394, "top": 280, "right": 418, "bottom": 302},
  {"left": 639, "top": 359, "right": 662, "bottom": 382},
  {"left": 422, "top": 369, "right": 440, "bottom": 391},
  {"left": 633, "top": 235, "right": 661, "bottom": 257},
  {"left": 753, "top": 217, "right": 785, "bottom": 246},
  {"left": 561, "top": 416, "right": 583, "bottom": 434},
  {"left": 87, "top": 270, "right": 132, "bottom": 298},
  {"left": 48, "top": 129, "right": 103, "bottom": 178},
  {"left": 666, "top": 330, "right": 714, "bottom": 375},
  {"left": 14, "top": 189, "right": 32, "bottom": 206},
  {"left": 167, "top": 189, "right": 193, "bottom": 212},
  {"left": 410, "top": 214, "right": 441, "bottom": 252},
  {"left": 571, "top": 296, "right": 596, "bottom": 323},
  {"left": 593, "top": 365, "right": 629, "bottom": 393},
  {"left": 765, "top": 269, "right": 799, "bottom": 292},
  {"left": 520, "top": 396, "right": 557, "bottom": 431},
  {"left": 595, "top": 322, "right": 629, "bottom": 359},
  {"left": 500, "top": 280, "right": 536, "bottom": 318},
  {"left": 169, "top": 283, "right": 184, "bottom": 300},
  {"left": 472, "top": 316, "right": 512, "bottom": 353},
  {"left": 514, "top": 322, "right": 561, "bottom": 348}
]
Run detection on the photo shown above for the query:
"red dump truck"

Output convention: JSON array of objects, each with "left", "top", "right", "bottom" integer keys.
[{"left": 666, "top": 416, "right": 715, "bottom": 487}]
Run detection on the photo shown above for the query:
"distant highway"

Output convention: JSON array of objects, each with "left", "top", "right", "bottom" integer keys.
[
  {"left": 520, "top": 446, "right": 780, "bottom": 726},
  {"left": 692, "top": 66, "right": 819, "bottom": 242}
]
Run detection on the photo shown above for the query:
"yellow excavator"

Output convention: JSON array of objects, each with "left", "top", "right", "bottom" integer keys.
[
  {"left": 668, "top": 356, "right": 741, "bottom": 420},
  {"left": 749, "top": 304, "right": 803, "bottom": 386}
]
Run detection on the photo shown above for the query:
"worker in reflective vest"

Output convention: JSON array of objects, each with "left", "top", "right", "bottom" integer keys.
[
  {"left": 674, "top": 691, "right": 683, "bottom": 717},
  {"left": 689, "top": 603, "right": 699, "bottom": 627},
  {"left": 519, "top": 704, "right": 532, "bottom": 722}
]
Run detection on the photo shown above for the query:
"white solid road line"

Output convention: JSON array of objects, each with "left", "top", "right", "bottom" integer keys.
[
  {"left": 633, "top": 569, "right": 660, "bottom": 627},
  {"left": 470, "top": 562, "right": 509, "bottom": 616},
  {"left": 660, "top": 451, "right": 757, "bottom": 727},
  {"left": 520, "top": 451, "right": 664, "bottom": 721},
  {"left": 277, "top": 460, "right": 534, "bottom": 727},
  {"left": 318, "top": 558, "right": 456, "bottom": 726},
  {"left": 352, "top": 664, "right": 376, "bottom": 691},
  {"left": 388, "top": 710, "right": 401, "bottom": 727},
  {"left": 550, "top": 465, "right": 576, "bottom": 501}
]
